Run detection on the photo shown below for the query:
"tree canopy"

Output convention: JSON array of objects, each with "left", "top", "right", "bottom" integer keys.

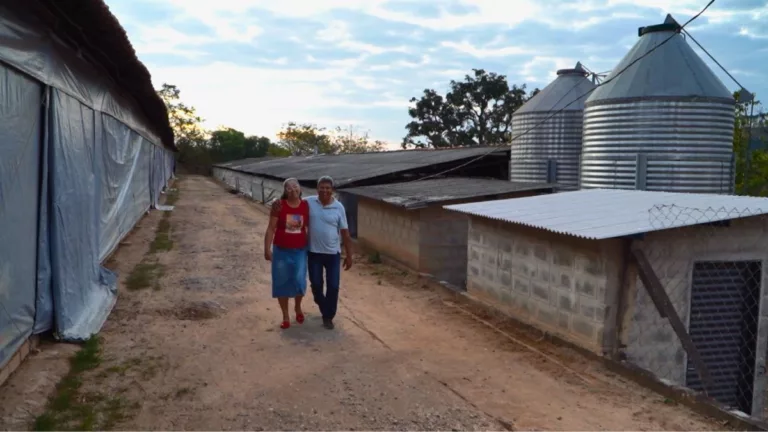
[
  {"left": 157, "top": 84, "right": 385, "bottom": 172},
  {"left": 277, "top": 122, "right": 386, "bottom": 156},
  {"left": 733, "top": 90, "right": 768, "bottom": 196},
  {"left": 403, "top": 69, "right": 539, "bottom": 148}
]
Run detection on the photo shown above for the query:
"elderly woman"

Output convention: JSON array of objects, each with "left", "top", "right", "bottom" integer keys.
[{"left": 264, "top": 178, "right": 309, "bottom": 329}]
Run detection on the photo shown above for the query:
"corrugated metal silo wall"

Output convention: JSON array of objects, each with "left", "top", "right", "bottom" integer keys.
[
  {"left": 510, "top": 110, "right": 584, "bottom": 188},
  {"left": 580, "top": 100, "right": 735, "bottom": 194}
]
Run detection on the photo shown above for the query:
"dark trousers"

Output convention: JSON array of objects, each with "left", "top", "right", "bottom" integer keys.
[{"left": 308, "top": 252, "right": 341, "bottom": 320}]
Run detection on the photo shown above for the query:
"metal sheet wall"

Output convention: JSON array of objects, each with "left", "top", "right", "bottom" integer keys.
[
  {"left": 509, "top": 110, "right": 584, "bottom": 187},
  {"left": 580, "top": 100, "right": 735, "bottom": 193}
]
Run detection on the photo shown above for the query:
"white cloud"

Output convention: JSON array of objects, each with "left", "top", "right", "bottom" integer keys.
[
  {"left": 130, "top": 25, "right": 212, "bottom": 58},
  {"left": 107, "top": 0, "right": 766, "bottom": 144},
  {"left": 520, "top": 56, "right": 579, "bottom": 83},
  {"left": 367, "top": 55, "right": 432, "bottom": 71},
  {"left": 148, "top": 61, "right": 405, "bottom": 141},
  {"left": 369, "top": 0, "right": 542, "bottom": 30},
  {"left": 440, "top": 41, "right": 531, "bottom": 58},
  {"left": 316, "top": 20, "right": 409, "bottom": 54},
  {"left": 141, "top": 0, "right": 265, "bottom": 44},
  {"left": 739, "top": 27, "right": 768, "bottom": 40}
]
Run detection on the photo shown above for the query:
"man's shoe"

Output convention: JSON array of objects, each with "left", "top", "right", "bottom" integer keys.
[{"left": 322, "top": 318, "right": 335, "bottom": 330}]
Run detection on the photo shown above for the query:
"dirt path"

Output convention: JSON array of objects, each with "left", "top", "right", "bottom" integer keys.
[{"left": 1, "top": 175, "right": 724, "bottom": 431}]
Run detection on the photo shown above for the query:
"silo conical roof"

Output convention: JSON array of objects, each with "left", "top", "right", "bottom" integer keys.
[
  {"left": 515, "top": 62, "right": 596, "bottom": 114},
  {"left": 586, "top": 14, "right": 733, "bottom": 104}
]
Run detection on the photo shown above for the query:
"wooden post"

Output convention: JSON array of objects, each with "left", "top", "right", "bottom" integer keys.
[{"left": 631, "top": 247, "right": 715, "bottom": 395}]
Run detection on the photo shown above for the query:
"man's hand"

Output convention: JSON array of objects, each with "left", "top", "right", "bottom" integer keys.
[
  {"left": 264, "top": 248, "right": 273, "bottom": 261},
  {"left": 343, "top": 254, "right": 353, "bottom": 270}
]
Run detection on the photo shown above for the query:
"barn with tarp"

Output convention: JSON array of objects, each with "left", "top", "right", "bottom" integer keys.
[{"left": 0, "top": 0, "right": 175, "bottom": 377}]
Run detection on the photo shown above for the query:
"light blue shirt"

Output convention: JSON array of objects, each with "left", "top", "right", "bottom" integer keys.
[{"left": 306, "top": 196, "right": 348, "bottom": 254}]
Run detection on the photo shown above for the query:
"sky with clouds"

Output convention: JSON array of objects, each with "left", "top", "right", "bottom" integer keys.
[{"left": 105, "top": 0, "right": 768, "bottom": 148}]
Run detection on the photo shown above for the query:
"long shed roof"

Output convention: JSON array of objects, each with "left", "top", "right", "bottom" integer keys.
[
  {"left": 342, "top": 178, "right": 554, "bottom": 209},
  {"left": 445, "top": 188, "right": 768, "bottom": 240},
  {"left": 214, "top": 147, "right": 509, "bottom": 187},
  {"left": 29, "top": 0, "right": 175, "bottom": 149}
]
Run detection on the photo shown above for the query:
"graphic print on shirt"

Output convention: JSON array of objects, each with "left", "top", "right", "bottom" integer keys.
[{"left": 285, "top": 214, "right": 304, "bottom": 234}]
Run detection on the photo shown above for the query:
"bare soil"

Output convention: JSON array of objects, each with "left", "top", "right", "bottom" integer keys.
[{"left": 0, "top": 175, "right": 726, "bottom": 431}]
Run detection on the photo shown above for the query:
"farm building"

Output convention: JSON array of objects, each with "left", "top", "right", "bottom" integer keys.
[
  {"left": 0, "top": 0, "right": 175, "bottom": 380},
  {"left": 212, "top": 147, "right": 511, "bottom": 237},
  {"left": 446, "top": 188, "right": 768, "bottom": 418},
  {"left": 342, "top": 178, "right": 554, "bottom": 287}
]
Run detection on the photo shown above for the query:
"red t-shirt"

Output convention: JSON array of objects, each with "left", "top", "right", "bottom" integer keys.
[{"left": 272, "top": 199, "right": 309, "bottom": 249}]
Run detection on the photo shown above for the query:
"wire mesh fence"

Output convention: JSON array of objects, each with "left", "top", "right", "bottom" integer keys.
[{"left": 623, "top": 204, "right": 768, "bottom": 419}]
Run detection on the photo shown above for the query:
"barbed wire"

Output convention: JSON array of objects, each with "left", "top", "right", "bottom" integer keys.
[{"left": 623, "top": 203, "right": 768, "bottom": 419}]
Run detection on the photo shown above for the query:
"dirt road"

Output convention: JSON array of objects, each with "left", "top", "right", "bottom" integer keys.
[{"left": 1, "top": 175, "right": 723, "bottom": 430}]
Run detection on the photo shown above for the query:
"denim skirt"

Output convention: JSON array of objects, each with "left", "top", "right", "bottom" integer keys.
[{"left": 271, "top": 246, "right": 308, "bottom": 298}]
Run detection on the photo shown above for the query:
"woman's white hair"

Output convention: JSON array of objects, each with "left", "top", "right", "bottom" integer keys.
[
  {"left": 281, "top": 177, "right": 301, "bottom": 199},
  {"left": 283, "top": 177, "right": 300, "bottom": 188}
]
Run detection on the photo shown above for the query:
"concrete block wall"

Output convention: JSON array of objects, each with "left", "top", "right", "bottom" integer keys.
[
  {"left": 418, "top": 206, "right": 470, "bottom": 287},
  {"left": 357, "top": 198, "right": 420, "bottom": 267},
  {"left": 466, "top": 217, "right": 623, "bottom": 353},
  {"left": 623, "top": 215, "right": 768, "bottom": 400}
]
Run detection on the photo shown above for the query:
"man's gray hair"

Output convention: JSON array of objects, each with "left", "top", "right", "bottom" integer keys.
[{"left": 317, "top": 175, "right": 335, "bottom": 188}]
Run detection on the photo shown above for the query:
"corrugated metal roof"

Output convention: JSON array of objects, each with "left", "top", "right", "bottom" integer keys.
[
  {"left": 216, "top": 157, "right": 284, "bottom": 169},
  {"left": 587, "top": 15, "right": 733, "bottom": 103},
  {"left": 214, "top": 147, "right": 509, "bottom": 187},
  {"left": 342, "top": 178, "right": 555, "bottom": 209},
  {"left": 444, "top": 189, "right": 768, "bottom": 240},
  {"left": 515, "top": 63, "right": 596, "bottom": 114}
]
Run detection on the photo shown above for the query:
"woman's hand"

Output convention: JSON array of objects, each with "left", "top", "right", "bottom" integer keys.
[{"left": 264, "top": 248, "right": 272, "bottom": 261}]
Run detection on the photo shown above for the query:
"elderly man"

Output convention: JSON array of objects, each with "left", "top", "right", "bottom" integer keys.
[{"left": 272, "top": 176, "right": 353, "bottom": 329}]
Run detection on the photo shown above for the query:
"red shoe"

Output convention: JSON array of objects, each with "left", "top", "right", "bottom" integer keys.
[
  {"left": 296, "top": 313, "right": 305, "bottom": 324},
  {"left": 280, "top": 320, "right": 290, "bottom": 329}
]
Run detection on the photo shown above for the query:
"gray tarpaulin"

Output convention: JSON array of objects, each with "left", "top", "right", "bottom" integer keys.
[
  {"left": 48, "top": 90, "right": 118, "bottom": 342},
  {"left": 0, "top": 4, "right": 175, "bottom": 367},
  {"left": 150, "top": 144, "right": 172, "bottom": 207},
  {"left": 0, "top": 64, "right": 42, "bottom": 366},
  {"left": 99, "top": 115, "right": 152, "bottom": 262}
]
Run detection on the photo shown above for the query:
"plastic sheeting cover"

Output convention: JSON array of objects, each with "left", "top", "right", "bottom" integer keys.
[
  {"left": 99, "top": 115, "right": 151, "bottom": 261},
  {"left": 48, "top": 90, "right": 117, "bottom": 341},
  {"left": 0, "top": 4, "right": 164, "bottom": 147},
  {"left": 0, "top": 65, "right": 42, "bottom": 367}
]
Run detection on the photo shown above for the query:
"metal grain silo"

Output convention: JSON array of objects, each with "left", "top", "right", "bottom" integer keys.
[
  {"left": 509, "top": 63, "right": 595, "bottom": 188},
  {"left": 580, "top": 15, "right": 735, "bottom": 193}
]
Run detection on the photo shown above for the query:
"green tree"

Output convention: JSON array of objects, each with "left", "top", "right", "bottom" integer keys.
[
  {"left": 733, "top": 90, "right": 768, "bottom": 196},
  {"left": 277, "top": 122, "right": 334, "bottom": 155},
  {"left": 277, "top": 122, "right": 385, "bottom": 155},
  {"left": 208, "top": 127, "right": 246, "bottom": 162},
  {"left": 245, "top": 136, "right": 272, "bottom": 158},
  {"left": 331, "top": 125, "right": 386, "bottom": 153},
  {"left": 157, "top": 83, "right": 206, "bottom": 147},
  {"left": 267, "top": 143, "right": 291, "bottom": 157},
  {"left": 157, "top": 83, "right": 210, "bottom": 172},
  {"left": 403, "top": 69, "right": 538, "bottom": 148}
]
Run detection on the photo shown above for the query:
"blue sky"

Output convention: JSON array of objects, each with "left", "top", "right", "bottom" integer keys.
[{"left": 105, "top": 0, "right": 768, "bottom": 148}]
